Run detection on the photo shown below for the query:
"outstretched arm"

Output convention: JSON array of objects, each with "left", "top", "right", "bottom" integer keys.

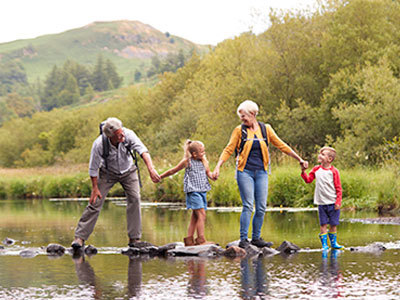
[
  {"left": 89, "top": 176, "right": 102, "bottom": 204},
  {"left": 202, "top": 157, "right": 215, "bottom": 181},
  {"left": 286, "top": 150, "right": 308, "bottom": 169},
  {"left": 301, "top": 167, "right": 317, "bottom": 183},
  {"left": 160, "top": 158, "right": 188, "bottom": 179},
  {"left": 141, "top": 152, "right": 161, "bottom": 183},
  {"left": 212, "top": 159, "right": 225, "bottom": 180}
]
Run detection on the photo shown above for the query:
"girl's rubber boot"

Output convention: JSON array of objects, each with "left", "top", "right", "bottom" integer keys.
[
  {"left": 184, "top": 236, "right": 195, "bottom": 246},
  {"left": 319, "top": 233, "right": 330, "bottom": 251},
  {"left": 328, "top": 232, "right": 344, "bottom": 249},
  {"left": 195, "top": 236, "right": 215, "bottom": 245}
]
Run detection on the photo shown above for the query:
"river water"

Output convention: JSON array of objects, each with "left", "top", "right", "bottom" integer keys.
[{"left": 0, "top": 199, "right": 399, "bottom": 299}]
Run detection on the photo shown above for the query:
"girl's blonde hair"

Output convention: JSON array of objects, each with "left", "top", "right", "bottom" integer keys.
[
  {"left": 183, "top": 140, "right": 209, "bottom": 168},
  {"left": 184, "top": 140, "right": 204, "bottom": 159}
]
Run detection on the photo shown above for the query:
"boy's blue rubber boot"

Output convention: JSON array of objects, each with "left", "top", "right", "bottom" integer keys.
[
  {"left": 328, "top": 232, "right": 344, "bottom": 249},
  {"left": 319, "top": 233, "right": 330, "bottom": 251}
]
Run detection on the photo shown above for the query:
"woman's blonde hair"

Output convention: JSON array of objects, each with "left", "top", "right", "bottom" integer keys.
[{"left": 237, "top": 100, "right": 259, "bottom": 117}]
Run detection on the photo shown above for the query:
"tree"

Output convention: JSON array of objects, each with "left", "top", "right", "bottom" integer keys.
[
  {"left": 134, "top": 70, "right": 142, "bottom": 82},
  {"left": 105, "top": 59, "right": 123, "bottom": 89},
  {"left": 331, "top": 59, "right": 400, "bottom": 166},
  {"left": 91, "top": 54, "right": 109, "bottom": 91}
]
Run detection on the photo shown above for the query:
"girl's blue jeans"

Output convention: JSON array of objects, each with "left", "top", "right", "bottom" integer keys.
[{"left": 236, "top": 169, "right": 268, "bottom": 241}]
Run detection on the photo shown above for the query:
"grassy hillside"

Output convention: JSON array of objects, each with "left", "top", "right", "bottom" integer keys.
[{"left": 0, "top": 20, "right": 210, "bottom": 85}]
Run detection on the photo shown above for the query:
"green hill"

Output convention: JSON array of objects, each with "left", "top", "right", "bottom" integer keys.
[{"left": 0, "top": 20, "right": 210, "bottom": 85}]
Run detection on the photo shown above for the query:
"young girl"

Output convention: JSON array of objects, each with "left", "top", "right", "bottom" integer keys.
[{"left": 160, "top": 140, "right": 215, "bottom": 246}]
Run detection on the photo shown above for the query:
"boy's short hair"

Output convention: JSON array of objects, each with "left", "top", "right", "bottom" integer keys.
[{"left": 320, "top": 146, "right": 337, "bottom": 161}]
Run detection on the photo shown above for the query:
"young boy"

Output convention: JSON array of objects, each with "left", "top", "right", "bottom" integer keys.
[{"left": 301, "top": 146, "right": 344, "bottom": 250}]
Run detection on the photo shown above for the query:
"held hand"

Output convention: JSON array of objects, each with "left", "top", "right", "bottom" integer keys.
[
  {"left": 149, "top": 168, "right": 161, "bottom": 183},
  {"left": 300, "top": 160, "right": 308, "bottom": 170},
  {"left": 212, "top": 169, "right": 220, "bottom": 180},
  {"left": 89, "top": 187, "right": 102, "bottom": 204},
  {"left": 335, "top": 204, "right": 341, "bottom": 210}
]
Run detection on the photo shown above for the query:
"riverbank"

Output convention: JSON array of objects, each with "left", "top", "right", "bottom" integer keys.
[{"left": 0, "top": 163, "right": 398, "bottom": 211}]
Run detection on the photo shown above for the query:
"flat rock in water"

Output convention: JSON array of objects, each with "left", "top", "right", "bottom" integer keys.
[
  {"left": 46, "top": 243, "right": 66, "bottom": 255},
  {"left": 122, "top": 247, "right": 140, "bottom": 256},
  {"left": 128, "top": 241, "right": 155, "bottom": 248},
  {"left": 276, "top": 241, "right": 301, "bottom": 254},
  {"left": 2, "top": 238, "right": 15, "bottom": 246},
  {"left": 84, "top": 245, "right": 98, "bottom": 255},
  {"left": 223, "top": 246, "right": 246, "bottom": 258},
  {"left": 242, "top": 244, "right": 262, "bottom": 257},
  {"left": 168, "top": 244, "right": 223, "bottom": 257},
  {"left": 350, "top": 242, "right": 386, "bottom": 253},
  {"left": 20, "top": 249, "right": 40, "bottom": 258},
  {"left": 261, "top": 246, "right": 280, "bottom": 256},
  {"left": 226, "top": 240, "right": 240, "bottom": 248},
  {"left": 157, "top": 242, "right": 182, "bottom": 256}
]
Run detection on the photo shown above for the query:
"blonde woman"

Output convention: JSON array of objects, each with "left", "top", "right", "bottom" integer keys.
[{"left": 213, "top": 100, "right": 308, "bottom": 249}]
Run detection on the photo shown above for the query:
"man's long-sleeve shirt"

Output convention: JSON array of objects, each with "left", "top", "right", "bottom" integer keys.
[{"left": 89, "top": 128, "right": 148, "bottom": 177}]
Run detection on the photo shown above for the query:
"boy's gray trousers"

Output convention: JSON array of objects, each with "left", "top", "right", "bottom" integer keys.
[{"left": 74, "top": 167, "right": 141, "bottom": 241}]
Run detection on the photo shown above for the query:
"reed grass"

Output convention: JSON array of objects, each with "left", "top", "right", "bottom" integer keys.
[{"left": 0, "top": 163, "right": 398, "bottom": 211}]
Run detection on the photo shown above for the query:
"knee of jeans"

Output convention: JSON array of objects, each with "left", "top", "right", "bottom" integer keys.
[
  {"left": 242, "top": 202, "right": 253, "bottom": 213},
  {"left": 254, "top": 207, "right": 266, "bottom": 216}
]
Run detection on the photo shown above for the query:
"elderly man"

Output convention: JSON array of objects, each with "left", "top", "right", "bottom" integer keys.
[{"left": 71, "top": 117, "right": 160, "bottom": 250}]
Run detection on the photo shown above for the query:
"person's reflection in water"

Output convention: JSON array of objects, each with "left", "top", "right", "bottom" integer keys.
[
  {"left": 128, "top": 256, "right": 143, "bottom": 298},
  {"left": 241, "top": 256, "right": 268, "bottom": 299},
  {"left": 319, "top": 249, "right": 343, "bottom": 298},
  {"left": 73, "top": 254, "right": 102, "bottom": 299},
  {"left": 187, "top": 258, "right": 207, "bottom": 298}
]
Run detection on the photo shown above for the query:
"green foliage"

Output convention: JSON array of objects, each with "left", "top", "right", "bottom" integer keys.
[
  {"left": 208, "top": 170, "right": 241, "bottom": 206},
  {"left": 0, "top": 0, "right": 399, "bottom": 209},
  {"left": 146, "top": 50, "right": 191, "bottom": 79},
  {"left": 268, "top": 166, "right": 313, "bottom": 207},
  {"left": 0, "top": 60, "right": 28, "bottom": 95},
  {"left": 40, "top": 57, "right": 122, "bottom": 111},
  {"left": 9, "top": 180, "right": 27, "bottom": 198},
  {"left": 332, "top": 59, "right": 400, "bottom": 166}
]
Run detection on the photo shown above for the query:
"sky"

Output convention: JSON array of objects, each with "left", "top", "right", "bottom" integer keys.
[{"left": 0, "top": 0, "right": 318, "bottom": 46}]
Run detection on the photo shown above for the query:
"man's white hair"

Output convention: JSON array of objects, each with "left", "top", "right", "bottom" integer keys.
[
  {"left": 103, "top": 117, "right": 123, "bottom": 137},
  {"left": 237, "top": 100, "right": 259, "bottom": 117}
]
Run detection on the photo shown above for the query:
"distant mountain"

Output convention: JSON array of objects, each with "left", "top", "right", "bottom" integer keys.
[{"left": 0, "top": 20, "right": 210, "bottom": 85}]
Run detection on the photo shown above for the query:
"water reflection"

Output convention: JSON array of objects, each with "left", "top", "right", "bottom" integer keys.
[
  {"left": 240, "top": 257, "right": 268, "bottom": 299},
  {"left": 73, "top": 255, "right": 103, "bottom": 299},
  {"left": 127, "top": 257, "right": 143, "bottom": 298},
  {"left": 73, "top": 254, "right": 145, "bottom": 299},
  {"left": 319, "top": 250, "right": 343, "bottom": 298},
  {"left": 186, "top": 258, "right": 208, "bottom": 298}
]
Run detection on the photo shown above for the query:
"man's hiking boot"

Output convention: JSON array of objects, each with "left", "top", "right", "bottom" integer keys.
[{"left": 71, "top": 238, "right": 84, "bottom": 252}]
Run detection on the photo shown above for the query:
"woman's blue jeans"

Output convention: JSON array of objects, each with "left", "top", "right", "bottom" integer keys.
[{"left": 236, "top": 169, "right": 268, "bottom": 241}]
